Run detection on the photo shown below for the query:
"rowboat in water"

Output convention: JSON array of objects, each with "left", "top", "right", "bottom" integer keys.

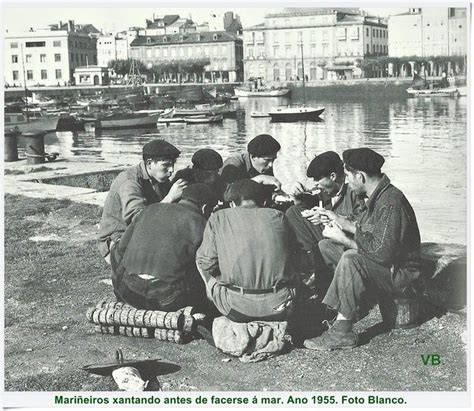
[
  {"left": 268, "top": 106, "right": 325, "bottom": 122},
  {"left": 95, "top": 112, "right": 160, "bottom": 129},
  {"left": 184, "top": 114, "right": 223, "bottom": 124}
]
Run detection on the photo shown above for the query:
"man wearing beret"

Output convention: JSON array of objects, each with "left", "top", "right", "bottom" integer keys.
[
  {"left": 220, "top": 134, "right": 282, "bottom": 192},
  {"left": 173, "top": 148, "right": 226, "bottom": 202},
  {"left": 285, "top": 151, "right": 365, "bottom": 294},
  {"left": 110, "top": 184, "right": 216, "bottom": 311},
  {"left": 196, "top": 179, "right": 299, "bottom": 323},
  {"left": 304, "top": 148, "right": 421, "bottom": 350},
  {"left": 98, "top": 139, "right": 188, "bottom": 264}
]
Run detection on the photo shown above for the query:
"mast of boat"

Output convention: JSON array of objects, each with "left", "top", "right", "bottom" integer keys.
[
  {"left": 300, "top": 33, "right": 306, "bottom": 106},
  {"left": 20, "top": 44, "right": 30, "bottom": 121}
]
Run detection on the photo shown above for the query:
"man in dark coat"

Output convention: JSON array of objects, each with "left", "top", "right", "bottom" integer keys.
[
  {"left": 110, "top": 184, "right": 215, "bottom": 311},
  {"left": 304, "top": 148, "right": 421, "bottom": 350},
  {"left": 98, "top": 139, "right": 187, "bottom": 264}
]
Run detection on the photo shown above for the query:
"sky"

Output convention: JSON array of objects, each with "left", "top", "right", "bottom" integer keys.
[
  {"left": 2, "top": 1, "right": 422, "bottom": 34},
  {"left": 2, "top": 0, "right": 462, "bottom": 34}
]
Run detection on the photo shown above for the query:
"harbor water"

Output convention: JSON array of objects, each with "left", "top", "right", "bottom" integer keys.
[{"left": 19, "top": 92, "right": 467, "bottom": 245}]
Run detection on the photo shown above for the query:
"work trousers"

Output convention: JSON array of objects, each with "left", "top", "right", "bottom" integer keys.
[
  {"left": 198, "top": 272, "right": 294, "bottom": 323},
  {"left": 319, "top": 239, "right": 402, "bottom": 321}
]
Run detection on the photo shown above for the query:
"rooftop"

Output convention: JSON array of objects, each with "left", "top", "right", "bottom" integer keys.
[{"left": 130, "top": 30, "right": 241, "bottom": 47}]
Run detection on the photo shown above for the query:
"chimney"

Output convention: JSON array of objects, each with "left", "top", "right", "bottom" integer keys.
[
  {"left": 68, "top": 20, "right": 75, "bottom": 32},
  {"left": 59, "top": 20, "right": 63, "bottom": 29}
]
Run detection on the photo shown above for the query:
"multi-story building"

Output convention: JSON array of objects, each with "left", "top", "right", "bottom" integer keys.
[
  {"left": 130, "top": 31, "right": 243, "bottom": 82},
  {"left": 140, "top": 15, "right": 196, "bottom": 36},
  {"left": 97, "top": 34, "right": 129, "bottom": 67},
  {"left": 4, "top": 20, "right": 98, "bottom": 87},
  {"left": 242, "top": 8, "right": 388, "bottom": 81},
  {"left": 388, "top": 8, "right": 467, "bottom": 58}
]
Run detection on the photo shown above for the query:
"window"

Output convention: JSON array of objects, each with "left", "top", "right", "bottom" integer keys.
[
  {"left": 55, "top": 53, "right": 61, "bottom": 62},
  {"left": 27, "top": 70, "right": 33, "bottom": 80},
  {"left": 273, "top": 45, "right": 279, "bottom": 56},
  {"left": 146, "top": 49, "right": 152, "bottom": 58},
  {"left": 367, "top": 44, "right": 369, "bottom": 53},
  {"left": 366, "top": 27, "right": 369, "bottom": 37},
  {"left": 285, "top": 45, "right": 291, "bottom": 57},
  {"left": 285, "top": 31, "right": 291, "bottom": 44},
  {"left": 41, "top": 70, "right": 47, "bottom": 79},
  {"left": 11, "top": 55, "right": 18, "bottom": 63},
  {"left": 179, "top": 47, "right": 184, "bottom": 57},
  {"left": 373, "top": 29, "right": 375, "bottom": 37},
  {"left": 147, "top": 37, "right": 152, "bottom": 44},
  {"left": 11, "top": 42, "right": 18, "bottom": 48},
  {"left": 40, "top": 54, "right": 46, "bottom": 62},
  {"left": 80, "top": 54, "right": 84, "bottom": 63},
  {"left": 273, "top": 32, "right": 279, "bottom": 45},
  {"left": 70, "top": 53, "right": 74, "bottom": 62},
  {"left": 372, "top": 44, "right": 375, "bottom": 53},
  {"left": 12, "top": 70, "right": 19, "bottom": 80},
  {"left": 55, "top": 69, "right": 62, "bottom": 79},
  {"left": 26, "top": 54, "right": 32, "bottom": 63},
  {"left": 25, "top": 41, "right": 46, "bottom": 47},
  {"left": 53, "top": 40, "right": 61, "bottom": 47}
]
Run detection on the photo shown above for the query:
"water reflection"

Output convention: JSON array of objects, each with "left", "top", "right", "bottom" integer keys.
[{"left": 29, "top": 94, "right": 466, "bottom": 245}]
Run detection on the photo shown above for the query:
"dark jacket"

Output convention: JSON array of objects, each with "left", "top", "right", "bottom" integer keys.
[
  {"left": 111, "top": 201, "right": 207, "bottom": 305},
  {"left": 172, "top": 167, "right": 226, "bottom": 202},
  {"left": 355, "top": 175, "right": 421, "bottom": 288},
  {"left": 98, "top": 161, "right": 170, "bottom": 257},
  {"left": 220, "top": 152, "right": 274, "bottom": 185}
]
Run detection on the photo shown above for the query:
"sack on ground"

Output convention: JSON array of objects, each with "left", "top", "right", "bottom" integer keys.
[{"left": 212, "top": 316, "right": 288, "bottom": 363}]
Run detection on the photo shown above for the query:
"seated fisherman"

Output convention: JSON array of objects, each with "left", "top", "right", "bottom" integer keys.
[
  {"left": 285, "top": 151, "right": 365, "bottom": 287},
  {"left": 196, "top": 179, "right": 298, "bottom": 323},
  {"left": 286, "top": 150, "right": 365, "bottom": 253},
  {"left": 303, "top": 148, "right": 421, "bottom": 350},
  {"left": 110, "top": 184, "right": 216, "bottom": 312},
  {"left": 220, "top": 134, "right": 282, "bottom": 192},
  {"left": 173, "top": 148, "right": 226, "bottom": 202},
  {"left": 98, "top": 139, "right": 187, "bottom": 264}
]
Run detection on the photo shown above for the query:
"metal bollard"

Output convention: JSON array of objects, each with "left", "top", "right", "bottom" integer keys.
[
  {"left": 4, "top": 129, "right": 20, "bottom": 162},
  {"left": 23, "top": 131, "right": 47, "bottom": 165}
]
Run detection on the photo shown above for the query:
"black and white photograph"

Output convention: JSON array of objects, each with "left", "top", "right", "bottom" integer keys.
[{"left": 2, "top": 0, "right": 469, "bottom": 407}]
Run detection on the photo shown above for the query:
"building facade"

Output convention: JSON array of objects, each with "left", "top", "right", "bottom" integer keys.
[
  {"left": 242, "top": 8, "right": 388, "bottom": 82},
  {"left": 97, "top": 34, "right": 129, "bottom": 67},
  {"left": 388, "top": 7, "right": 467, "bottom": 57},
  {"left": 130, "top": 31, "right": 243, "bottom": 82},
  {"left": 4, "top": 20, "right": 97, "bottom": 87}
]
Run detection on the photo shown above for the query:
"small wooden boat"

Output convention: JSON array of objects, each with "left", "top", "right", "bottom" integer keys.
[
  {"left": 234, "top": 87, "right": 290, "bottom": 98},
  {"left": 251, "top": 112, "right": 270, "bottom": 118},
  {"left": 268, "top": 106, "right": 325, "bottom": 122},
  {"left": 95, "top": 112, "right": 160, "bottom": 129},
  {"left": 406, "top": 87, "right": 459, "bottom": 98},
  {"left": 4, "top": 112, "right": 60, "bottom": 133},
  {"left": 173, "top": 104, "right": 226, "bottom": 116},
  {"left": 184, "top": 114, "right": 223, "bottom": 124},
  {"left": 157, "top": 117, "right": 186, "bottom": 124}
]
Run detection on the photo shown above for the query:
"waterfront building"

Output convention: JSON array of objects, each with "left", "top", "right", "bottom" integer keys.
[
  {"left": 242, "top": 8, "right": 388, "bottom": 82},
  {"left": 4, "top": 20, "right": 98, "bottom": 87},
  {"left": 139, "top": 15, "right": 196, "bottom": 36},
  {"left": 97, "top": 34, "right": 129, "bottom": 67},
  {"left": 388, "top": 8, "right": 467, "bottom": 76},
  {"left": 73, "top": 66, "right": 110, "bottom": 85},
  {"left": 130, "top": 31, "right": 243, "bottom": 82},
  {"left": 388, "top": 8, "right": 467, "bottom": 57}
]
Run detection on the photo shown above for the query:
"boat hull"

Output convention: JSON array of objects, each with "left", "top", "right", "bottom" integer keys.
[
  {"left": 96, "top": 113, "right": 160, "bottom": 129},
  {"left": 185, "top": 115, "right": 223, "bottom": 124},
  {"left": 234, "top": 88, "right": 290, "bottom": 97},
  {"left": 268, "top": 107, "right": 325, "bottom": 122},
  {"left": 4, "top": 113, "right": 60, "bottom": 133},
  {"left": 407, "top": 87, "right": 459, "bottom": 97}
]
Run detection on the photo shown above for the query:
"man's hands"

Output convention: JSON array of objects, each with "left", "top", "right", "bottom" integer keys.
[
  {"left": 322, "top": 222, "right": 357, "bottom": 250},
  {"left": 252, "top": 174, "right": 282, "bottom": 191},
  {"left": 162, "top": 178, "right": 188, "bottom": 203},
  {"left": 301, "top": 207, "right": 356, "bottom": 234}
]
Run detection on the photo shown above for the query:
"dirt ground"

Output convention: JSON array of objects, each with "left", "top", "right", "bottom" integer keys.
[{"left": 4, "top": 194, "right": 467, "bottom": 392}]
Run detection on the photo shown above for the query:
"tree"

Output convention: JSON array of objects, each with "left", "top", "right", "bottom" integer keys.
[{"left": 108, "top": 59, "right": 147, "bottom": 77}]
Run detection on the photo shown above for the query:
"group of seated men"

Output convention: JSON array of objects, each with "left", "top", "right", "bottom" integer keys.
[{"left": 98, "top": 134, "right": 421, "bottom": 350}]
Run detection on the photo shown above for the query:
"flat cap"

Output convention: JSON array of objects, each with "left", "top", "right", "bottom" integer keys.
[
  {"left": 192, "top": 149, "right": 223, "bottom": 170},
  {"left": 247, "top": 134, "right": 281, "bottom": 157},
  {"left": 307, "top": 151, "right": 343, "bottom": 180},
  {"left": 143, "top": 139, "right": 180, "bottom": 158},
  {"left": 343, "top": 148, "right": 385, "bottom": 174},
  {"left": 223, "top": 179, "right": 265, "bottom": 203},
  {"left": 182, "top": 183, "right": 216, "bottom": 205}
]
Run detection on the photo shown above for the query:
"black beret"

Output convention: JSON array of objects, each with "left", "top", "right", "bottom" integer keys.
[
  {"left": 143, "top": 139, "right": 180, "bottom": 158},
  {"left": 223, "top": 179, "right": 265, "bottom": 203},
  {"left": 306, "top": 151, "right": 343, "bottom": 180},
  {"left": 343, "top": 148, "right": 385, "bottom": 174},
  {"left": 247, "top": 134, "right": 281, "bottom": 156},
  {"left": 192, "top": 149, "right": 223, "bottom": 170},
  {"left": 182, "top": 183, "right": 216, "bottom": 205}
]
